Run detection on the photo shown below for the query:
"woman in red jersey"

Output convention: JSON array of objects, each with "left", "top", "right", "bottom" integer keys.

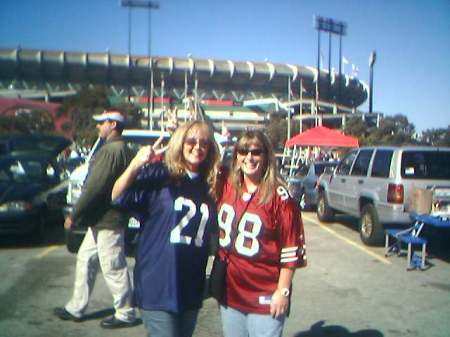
[{"left": 216, "top": 129, "right": 306, "bottom": 337}]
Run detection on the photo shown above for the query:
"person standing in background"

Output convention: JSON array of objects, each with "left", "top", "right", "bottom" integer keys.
[{"left": 54, "top": 109, "right": 137, "bottom": 329}]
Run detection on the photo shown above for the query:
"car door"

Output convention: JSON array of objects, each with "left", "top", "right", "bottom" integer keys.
[
  {"left": 346, "top": 149, "right": 374, "bottom": 214},
  {"left": 328, "top": 150, "right": 358, "bottom": 211}
]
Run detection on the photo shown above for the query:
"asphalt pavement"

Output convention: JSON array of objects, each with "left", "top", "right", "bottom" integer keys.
[{"left": 1, "top": 212, "right": 450, "bottom": 337}]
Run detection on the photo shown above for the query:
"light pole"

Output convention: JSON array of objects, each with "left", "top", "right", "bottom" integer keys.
[
  {"left": 120, "top": 0, "right": 160, "bottom": 129},
  {"left": 314, "top": 16, "right": 347, "bottom": 119},
  {"left": 369, "top": 50, "right": 376, "bottom": 113}
]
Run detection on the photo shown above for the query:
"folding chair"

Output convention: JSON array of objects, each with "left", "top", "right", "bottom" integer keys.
[{"left": 385, "top": 220, "right": 427, "bottom": 270}]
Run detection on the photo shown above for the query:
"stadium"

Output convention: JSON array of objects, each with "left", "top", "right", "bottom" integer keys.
[{"left": 0, "top": 47, "right": 381, "bottom": 136}]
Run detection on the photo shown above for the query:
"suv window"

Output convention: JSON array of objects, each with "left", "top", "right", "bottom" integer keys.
[
  {"left": 336, "top": 151, "right": 357, "bottom": 175},
  {"left": 351, "top": 150, "right": 373, "bottom": 176},
  {"left": 371, "top": 150, "right": 393, "bottom": 178},
  {"left": 401, "top": 150, "right": 450, "bottom": 179}
]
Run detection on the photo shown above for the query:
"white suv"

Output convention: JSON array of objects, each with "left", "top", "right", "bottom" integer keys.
[{"left": 316, "top": 146, "right": 450, "bottom": 246}]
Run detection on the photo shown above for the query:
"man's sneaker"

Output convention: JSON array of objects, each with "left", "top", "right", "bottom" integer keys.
[
  {"left": 53, "top": 307, "right": 83, "bottom": 322},
  {"left": 100, "top": 316, "right": 138, "bottom": 329}
]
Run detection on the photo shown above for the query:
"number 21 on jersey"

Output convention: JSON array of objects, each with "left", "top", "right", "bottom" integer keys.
[{"left": 170, "top": 196, "right": 209, "bottom": 247}]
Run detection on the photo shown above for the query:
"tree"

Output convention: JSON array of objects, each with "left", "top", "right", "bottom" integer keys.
[
  {"left": 266, "top": 115, "right": 289, "bottom": 151},
  {"left": 421, "top": 126, "right": 450, "bottom": 146},
  {"left": 0, "top": 109, "right": 55, "bottom": 134},
  {"left": 345, "top": 114, "right": 416, "bottom": 146},
  {"left": 366, "top": 114, "right": 416, "bottom": 145},
  {"left": 59, "top": 85, "right": 143, "bottom": 146},
  {"left": 344, "top": 117, "right": 371, "bottom": 145}
]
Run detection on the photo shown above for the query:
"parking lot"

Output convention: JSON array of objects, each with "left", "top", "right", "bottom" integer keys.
[{"left": 1, "top": 211, "right": 450, "bottom": 337}]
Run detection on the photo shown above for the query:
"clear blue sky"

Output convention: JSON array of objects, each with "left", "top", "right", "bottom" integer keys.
[{"left": 1, "top": 0, "right": 449, "bottom": 132}]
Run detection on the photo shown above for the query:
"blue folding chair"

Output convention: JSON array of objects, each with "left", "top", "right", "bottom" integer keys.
[{"left": 385, "top": 220, "right": 427, "bottom": 270}]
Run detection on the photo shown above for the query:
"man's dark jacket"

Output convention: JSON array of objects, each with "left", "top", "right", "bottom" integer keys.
[{"left": 71, "top": 135, "right": 133, "bottom": 229}]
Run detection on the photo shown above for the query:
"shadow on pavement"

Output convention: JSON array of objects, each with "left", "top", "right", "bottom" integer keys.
[
  {"left": 294, "top": 320, "right": 383, "bottom": 337},
  {"left": 0, "top": 221, "right": 65, "bottom": 249},
  {"left": 81, "top": 308, "right": 115, "bottom": 321},
  {"left": 80, "top": 308, "right": 143, "bottom": 326}
]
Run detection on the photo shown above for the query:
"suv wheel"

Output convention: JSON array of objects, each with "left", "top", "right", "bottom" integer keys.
[
  {"left": 359, "top": 204, "right": 384, "bottom": 246},
  {"left": 317, "top": 192, "right": 334, "bottom": 222}
]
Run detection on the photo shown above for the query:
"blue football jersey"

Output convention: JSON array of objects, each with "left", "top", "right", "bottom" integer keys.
[{"left": 114, "top": 162, "right": 218, "bottom": 312}]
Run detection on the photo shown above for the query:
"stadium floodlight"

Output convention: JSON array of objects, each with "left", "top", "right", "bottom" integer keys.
[
  {"left": 314, "top": 15, "right": 347, "bottom": 113},
  {"left": 120, "top": 0, "right": 160, "bottom": 129},
  {"left": 121, "top": 0, "right": 160, "bottom": 9}
]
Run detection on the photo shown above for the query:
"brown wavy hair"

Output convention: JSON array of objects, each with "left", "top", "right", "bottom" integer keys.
[{"left": 229, "top": 129, "right": 286, "bottom": 205}]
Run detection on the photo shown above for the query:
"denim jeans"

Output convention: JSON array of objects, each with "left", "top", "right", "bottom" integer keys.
[
  {"left": 140, "top": 308, "right": 199, "bottom": 337},
  {"left": 220, "top": 305, "right": 285, "bottom": 337}
]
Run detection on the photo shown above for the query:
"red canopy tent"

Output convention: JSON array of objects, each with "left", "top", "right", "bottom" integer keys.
[{"left": 285, "top": 126, "right": 359, "bottom": 148}]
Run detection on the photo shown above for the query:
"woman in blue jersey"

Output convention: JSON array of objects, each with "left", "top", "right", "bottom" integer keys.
[{"left": 112, "top": 121, "right": 220, "bottom": 337}]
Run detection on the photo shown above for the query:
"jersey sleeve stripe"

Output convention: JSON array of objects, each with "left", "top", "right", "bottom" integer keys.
[
  {"left": 281, "top": 246, "right": 298, "bottom": 253},
  {"left": 280, "top": 256, "right": 299, "bottom": 263},
  {"left": 281, "top": 251, "right": 297, "bottom": 259}
]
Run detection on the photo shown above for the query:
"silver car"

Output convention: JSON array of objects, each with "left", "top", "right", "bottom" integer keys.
[{"left": 287, "top": 161, "right": 339, "bottom": 210}]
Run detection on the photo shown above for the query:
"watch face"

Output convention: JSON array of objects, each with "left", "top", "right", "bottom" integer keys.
[{"left": 281, "top": 288, "right": 290, "bottom": 297}]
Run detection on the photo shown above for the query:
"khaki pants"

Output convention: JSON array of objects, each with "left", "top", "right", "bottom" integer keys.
[{"left": 65, "top": 227, "right": 136, "bottom": 322}]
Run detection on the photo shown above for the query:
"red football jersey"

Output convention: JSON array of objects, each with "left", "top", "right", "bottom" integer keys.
[{"left": 217, "top": 176, "right": 306, "bottom": 314}]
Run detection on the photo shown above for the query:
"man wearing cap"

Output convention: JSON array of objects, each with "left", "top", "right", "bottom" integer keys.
[{"left": 54, "top": 109, "right": 138, "bottom": 329}]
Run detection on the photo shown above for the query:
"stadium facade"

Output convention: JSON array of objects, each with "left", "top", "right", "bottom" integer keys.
[{"left": 0, "top": 47, "right": 381, "bottom": 134}]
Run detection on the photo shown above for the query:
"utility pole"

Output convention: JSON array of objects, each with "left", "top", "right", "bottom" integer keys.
[{"left": 121, "top": 0, "right": 160, "bottom": 129}]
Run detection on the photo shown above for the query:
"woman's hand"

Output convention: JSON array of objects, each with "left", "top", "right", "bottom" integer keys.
[
  {"left": 112, "top": 135, "right": 167, "bottom": 201},
  {"left": 130, "top": 135, "right": 167, "bottom": 170},
  {"left": 270, "top": 289, "right": 289, "bottom": 318}
]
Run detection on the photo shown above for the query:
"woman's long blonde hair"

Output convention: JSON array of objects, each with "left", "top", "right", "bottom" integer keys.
[
  {"left": 229, "top": 129, "right": 286, "bottom": 205},
  {"left": 164, "top": 121, "right": 220, "bottom": 200}
]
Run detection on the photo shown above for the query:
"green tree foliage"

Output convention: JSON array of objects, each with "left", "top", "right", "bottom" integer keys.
[
  {"left": 421, "top": 126, "right": 450, "bottom": 146},
  {"left": 0, "top": 109, "right": 55, "bottom": 134},
  {"left": 59, "top": 85, "right": 143, "bottom": 146},
  {"left": 266, "top": 115, "right": 290, "bottom": 150},
  {"left": 345, "top": 114, "right": 416, "bottom": 146}
]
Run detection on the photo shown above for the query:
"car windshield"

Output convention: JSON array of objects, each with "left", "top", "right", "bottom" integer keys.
[
  {"left": 401, "top": 150, "right": 450, "bottom": 179},
  {"left": 0, "top": 158, "right": 57, "bottom": 183}
]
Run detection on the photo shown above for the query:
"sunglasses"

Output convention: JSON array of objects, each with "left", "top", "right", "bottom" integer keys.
[
  {"left": 184, "top": 137, "right": 210, "bottom": 148},
  {"left": 237, "top": 148, "right": 264, "bottom": 157}
]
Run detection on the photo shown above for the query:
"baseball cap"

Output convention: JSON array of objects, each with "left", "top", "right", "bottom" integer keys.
[{"left": 92, "top": 110, "right": 125, "bottom": 124}]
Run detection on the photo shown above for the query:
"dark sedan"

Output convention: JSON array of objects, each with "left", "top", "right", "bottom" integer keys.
[
  {"left": 287, "top": 161, "right": 339, "bottom": 210},
  {"left": 0, "top": 152, "right": 68, "bottom": 240}
]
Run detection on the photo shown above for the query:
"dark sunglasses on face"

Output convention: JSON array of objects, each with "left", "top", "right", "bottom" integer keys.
[
  {"left": 237, "top": 147, "right": 264, "bottom": 157},
  {"left": 184, "top": 137, "right": 210, "bottom": 148}
]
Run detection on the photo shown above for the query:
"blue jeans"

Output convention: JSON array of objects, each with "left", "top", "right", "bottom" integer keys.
[
  {"left": 220, "top": 305, "right": 286, "bottom": 337},
  {"left": 140, "top": 309, "right": 199, "bottom": 337}
]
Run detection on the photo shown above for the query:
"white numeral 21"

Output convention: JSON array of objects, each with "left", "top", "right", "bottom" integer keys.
[{"left": 170, "top": 196, "right": 209, "bottom": 247}]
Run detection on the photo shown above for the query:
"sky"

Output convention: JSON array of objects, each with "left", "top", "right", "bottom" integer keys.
[{"left": 1, "top": 0, "right": 449, "bottom": 132}]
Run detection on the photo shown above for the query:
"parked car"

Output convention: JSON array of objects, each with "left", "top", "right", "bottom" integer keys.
[
  {"left": 287, "top": 161, "right": 339, "bottom": 210},
  {"left": 0, "top": 134, "right": 71, "bottom": 156},
  {"left": 0, "top": 143, "right": 70, "bottom": 240},
  {"left": 316, "top": 146, "right": 450, "bottom": 246}
]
